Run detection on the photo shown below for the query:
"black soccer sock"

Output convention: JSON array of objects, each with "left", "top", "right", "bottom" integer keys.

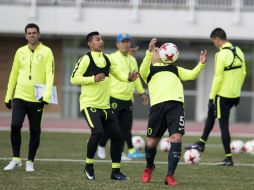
[
  {"left": 28, "top": 129, "right": 41, "bottom": 162},
  {"left": 167, "top": 142, "right": 182, "bottom": 176},
  {"left": 200, "top": 108, "right": 216, "bottom": 142},
  {"left": 219, "top": 118, "right": 231, "bottom": 155},
  {"left": 11, "top": 125, "right": 22, "bottom": 158},
  {"left": 145, "top": 145, "right": 157, "bottom": 169}
]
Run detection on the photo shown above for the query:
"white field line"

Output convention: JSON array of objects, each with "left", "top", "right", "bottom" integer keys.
[
  {"left": 0, "top": 157, "right": 253, "bottom": 167},
  {"left": 0, "top": 126, "right": 253, "bottom": 137}
]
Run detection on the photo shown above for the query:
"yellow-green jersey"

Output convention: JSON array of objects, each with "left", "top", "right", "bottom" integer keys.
[
  {"left": 5, "top": 43, "right": 55, "bottom": 103},
  {"left": 70, "top": 51, "right": 129, "bottom": 111},
  {"left": 140, "top": 51, "right": 205, "bottom": 107},
  {"left": 109, "top": 51, "right": 145, "bottom": 101},
  {"left": 209, "top": 42, "right": 246, "bottom": 100}
]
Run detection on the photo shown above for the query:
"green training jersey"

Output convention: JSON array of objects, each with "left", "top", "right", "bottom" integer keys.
[
  {"left": 109, "top": 50, "right": 145, "bottom": 101},
  {"left": 140, "top": 50, "right": 205, "bottom": 107},
  {"left": 5, "top": 43, "right": 55, "bottom": 103},
  {"left": 209, "top": 42, "right": 246, "bottom": 99}
]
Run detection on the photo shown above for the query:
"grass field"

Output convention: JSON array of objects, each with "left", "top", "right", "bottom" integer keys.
[{"left": 0, "top": 131, "right": 254, "bottom": 190}]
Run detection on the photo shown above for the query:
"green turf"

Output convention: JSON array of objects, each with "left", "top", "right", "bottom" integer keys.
[{"left": 0, "top": 131, "right": 254, "bottom": 190}]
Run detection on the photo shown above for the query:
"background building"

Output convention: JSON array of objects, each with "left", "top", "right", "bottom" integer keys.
[{"left": 1, "top": 0, "right": 254, "bottom": 122}]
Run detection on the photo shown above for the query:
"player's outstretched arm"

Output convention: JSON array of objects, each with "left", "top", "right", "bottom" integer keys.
[
  {"left": 70, "top": 56, "right": 96, "bottom": 85},
  {"left": 178, "top": 50, "right": 208, "bottom": 81},
  {"left": 140, "top": 38, "right": 157, "bottom": 83}
]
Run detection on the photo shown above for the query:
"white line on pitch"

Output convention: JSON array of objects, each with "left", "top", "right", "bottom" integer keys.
[{"left": 0, "top": 157, "right": 253, "bottom": 167}]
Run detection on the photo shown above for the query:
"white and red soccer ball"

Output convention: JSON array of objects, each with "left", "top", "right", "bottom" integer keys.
[
  {"left": 159, "top": 43, "right": 179, "bottom": 64},
  {"left": 132, "top": 136, "right": 145, "bottom": 150},
  {"left": 159, "top": 137, "right": 171, "bottom": 152},
  {"left": 243, "top": 140, "right": 254, "bottom": 155},
  {"left": 184, "top": 149, "right": 201, "bottom": 164},
  {"left": 230, "top": 140, "right": 244, "bottom": 154}
]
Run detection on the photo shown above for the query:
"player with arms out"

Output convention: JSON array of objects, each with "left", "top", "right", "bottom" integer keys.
[
  {"left": 140, "top": 38, "right": 207, "bottom": 186},
  {"left": 70, "top": 31, "right": 138, "bottom": 181}
]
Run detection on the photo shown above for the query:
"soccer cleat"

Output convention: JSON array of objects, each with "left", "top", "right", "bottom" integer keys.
[
  {"left": 111, "top": 171, "right": 129, "bottom": 180},
  {"left": 84, "top": 165, "right": 96, "bottom": 180},
  {"left": 121, "top": 152, "right": 132, "bottom": 161},
  {"left": 217, "top": 157, "right": 234, "bottom": 166},
  {"left": 185, "top": 142, "right": 205, "bottom": 152},
  {"left": 97, "top": 146, "right": 106, "bottom": 160},
  {"left": 128, "top": 150, "right": 145, "bottom": 159},
  {"left": 4, "top": 159, "right": 22, "bottom": 171},
  {"left": 141, "top": 166, "right": 155, "bottom": 183},
  {"left": 26, "top": 161, "right": 35, "bottom": 172},
  {"left": 165, "top": 175, "right": 177, "bottom": 186}
]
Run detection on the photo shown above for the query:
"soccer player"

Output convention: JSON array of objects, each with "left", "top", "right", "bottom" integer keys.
[
  {"left": 97, "top": 33, "right": 149, "bottom": 161},
  {"left": 140, "top": 38, "right": 207, "bottom": 186},
  {"left": 185, "top": 28, "right": 246, "bottom": 166},
  {"left": 70, "top": 31, "right": 139, "bottom": 180},
  {"left": 4, "top": 23, "right": 55, "bottom": 172}
]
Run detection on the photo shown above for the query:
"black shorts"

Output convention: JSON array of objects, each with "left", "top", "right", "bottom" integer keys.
[
  {"left": 215, "top": 95, "right": 240, "bottom": 119},
  {"left": 81, "top": 107, "right": 121, "bottom": 138},
  {"left": 110, "top": 97, "right": 133, "bottom": 129},
  {"left": 147, "top": 101, "right": 185, "bottom": 138}
]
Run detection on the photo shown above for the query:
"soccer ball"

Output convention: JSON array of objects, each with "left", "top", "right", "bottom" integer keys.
[
  {"left": 184, "top": 149, "right": 201, "bottom": 164},
  {"left": 230, "top": 140, "right": 244, "bottom": 154},
  {"left": 159, "top": 137, "right": 171, "bottom": 152},
  {"left": 132, "top": 136, "right": 145, "bottom": 150},
  {"left": 243, "top": 140, "right": 254, "bottom": 155},
  {"left": 159, "top": 43, "right": 179, "bottom": 64}
]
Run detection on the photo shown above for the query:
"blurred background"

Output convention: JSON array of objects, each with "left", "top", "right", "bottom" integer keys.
[{"left": 1, "top": 0, "right": 254, "bottom": 123}]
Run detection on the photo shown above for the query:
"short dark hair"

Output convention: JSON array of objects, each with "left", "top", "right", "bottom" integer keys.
[
  {"left": 25, "top": 23, "right": 40, "bottom": 34},
  {"left": 85, "top": 31, "right": 100, "bottom": 48},
  {"left": 210, "top": 28, "right": 227, "bottom": 40}
]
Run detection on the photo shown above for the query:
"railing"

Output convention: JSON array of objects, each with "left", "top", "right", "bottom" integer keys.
[{"left": 1, "top": 0, "right": 254, "bottom": 10}]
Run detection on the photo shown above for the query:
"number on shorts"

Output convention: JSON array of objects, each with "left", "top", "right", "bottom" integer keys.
[{"left": 179, "top": 116, "right": 185, "bottom": 127}]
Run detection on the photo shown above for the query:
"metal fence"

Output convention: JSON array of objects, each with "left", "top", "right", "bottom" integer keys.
[{"left": 1, "top": 0, "right": 254, "bottom": 10}]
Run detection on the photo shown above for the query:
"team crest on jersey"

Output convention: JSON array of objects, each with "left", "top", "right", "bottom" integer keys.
[
  {"left": 36, "top": 54, "right": 43, "bottom": 62},
  {"left": 21, "top": 56, "right": 28, "bottom": 62}
]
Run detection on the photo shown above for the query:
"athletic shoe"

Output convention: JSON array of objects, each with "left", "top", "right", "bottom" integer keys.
[
  {"left": 111, "top": 171, "right": 129, "bottom": 180},
  {"left": 97, "top": 146, "right": 106, "bottom": 160},
  {"left": 128, "top": 150, "right": 145, "bottom": 159},
  {"left": 4, "top": 158, "right": 22, "bottom": 171},
  {"left": 121, "top": 152, "right": 132, "bottom": 161},
  {"left": 165, "top": 175, "right": 177, "bottom": 186},
  {"left": 217, "top": 157, "right": 234, "bottom": 166},
  {"left": 84, "top": 165, "right": 95, "bottom": 180},
  {"left": 26, "top": 161, "right": 35, "bottom": 172},
  {"left": 141, "top": 166, "right": 155, "bottom": 183},
  {"left": 121, "top": 153, "right": 132, "bottom": 161},
  {"left": 185, "top": 142, "right": 205, "bottom": 152}
]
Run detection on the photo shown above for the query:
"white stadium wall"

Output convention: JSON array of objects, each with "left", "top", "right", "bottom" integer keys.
[{"left": 0, "top": 4, "right": 254, "bottom": 40}]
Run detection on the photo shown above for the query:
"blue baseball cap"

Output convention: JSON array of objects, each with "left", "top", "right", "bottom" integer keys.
[{"left": 116, "top": 33, "right": 131, "bottom": 42}]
